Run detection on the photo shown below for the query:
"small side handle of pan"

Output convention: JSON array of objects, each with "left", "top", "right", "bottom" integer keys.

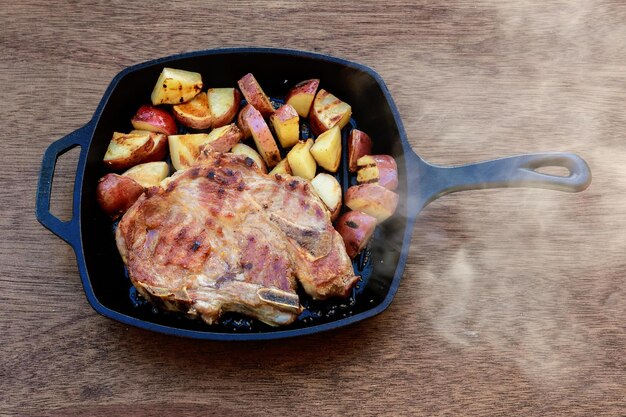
[
  {"left": 417, "top": 152, "right": 591, "bottom": 207},
  {"left": 36, "top": 123, "right": 92, "bottom": 247}
]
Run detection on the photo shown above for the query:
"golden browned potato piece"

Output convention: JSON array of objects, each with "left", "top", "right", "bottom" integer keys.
[
  {"left": 237, "top": 104, "right": 253, "bottom": 139},
  {"left": 357, "top": 154, "right": 398, "bottom": 190},
  {"left": 103, "top": 131, "right": 167, "bottom": 171},
  {"left": 310, "top": 173, "right": 342, "bottom": 220},
  {"left": 345, "top": 183, "right": 399, "bottom": 223},
  {"left": 309, "top": 89, "right": 352, "bottom": 136},
  {"left": 286, "top": 139, "right": 316, "bottom": 180},
  {"left": 151, "top": 67, "right": 203, "bottom": 105},
  {"left": 285, "top": 79, "right": 319, "bottom": 118},
  {"left": 237, "top": 73, "right": 274, "bottom": 117},
  {"left": 208, "top": 88, "right": 241, "bottom": 128},
  {"left": 231, "top": 143, "right": 267, "bottom": 173},
  {"left": 201, "top": 123, "right": 243, "bottom": 154},
  {"left": 96, "top": 173, "right": 144, "bottom": 219},
  {"left": 268, "top": 158, "right": 292, "bottom": 176},
  {"left": 122, "top": 161, "right": 170, "bottom": 188},
  {"left": 310, "top": 125, "right": 341, "bottom": 173},
  {"left": 172, "top": 92, "right": 212, "bottom": 129},
  {"left": 270, "top": 104, "right": 300, "bottom": 148},
  {"left": 168, "top": 133, "right": 211, "bottom": 171}
]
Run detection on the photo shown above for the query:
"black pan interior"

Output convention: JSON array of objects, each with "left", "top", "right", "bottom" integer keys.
[{"left": 81, "top": 51, "right": 409, "bottom": 333}]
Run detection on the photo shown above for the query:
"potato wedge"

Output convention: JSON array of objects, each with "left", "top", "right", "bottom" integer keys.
[
  {"left": 310, "top": 125, "right": 341, "bottom": 173},
  {"left": 151, "top": 67, "right": 203, "bottom": 105},
  {"left": 348, "top": 129, "right": 373, "bottom": 172},
  {"left": 168, "top": 133, "right": 210, "bottom": 171},
  {"left": 270, "top": 104, "right": 300, "bottom": 148},
  {"left": 241, "top": 104, "right": 281, "bottom": 168},
  {"left": 122, "top": 161, "right": 169, "bottom": 188},
  {"left": 208, "top": 88, "right": 241, "bottom": 128},
  {"left": 286, "top": 139, "right": 316, "bottom": 180},
  {"left": 345, "top": 184, "right": 399, "bottom": 223},
  {"left": 285, "top": 79, "right": 319, "bottom": 118},
  {"left": 237, "top": 104, "right": 253, "bottom": 139},
  {"left": 310, "top": 173, "right": 342, "bottom": 220},
  {"left": 201, "top": 123, "right": 243, "bottom": 154},
  {"left": 357, "top": 154, "right": 398, "bottom": 190},
  {"left": 335, "top": 211, "right": 377, "bottom": 258},
  {"left": 103, "top": 131, "right": 167, "bottom": 171},
  {"left": 231, "top": 143, "right": 267, "bottom": 173},
  {"left": 131, "top": 105, "right": 178, "bottom": 135},
  {"left": 96, "top": 173, "right": 144, "bottom": 219},
  {"left": 268, "top": 158, "right": 292, "bottom": 176},
  {"left": 237, "top": 73, "right": 274, "bottom": 117},
  {"left": 172, "top": 92, "right": 212, "bottom": 129},
  {"left": 309, "top": 89, "right": 352, "bottom": 136}
]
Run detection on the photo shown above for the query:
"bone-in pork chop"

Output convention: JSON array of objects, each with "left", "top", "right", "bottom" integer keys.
[{"left": 115, "top": 152, "right": 358, "bottom": 326}]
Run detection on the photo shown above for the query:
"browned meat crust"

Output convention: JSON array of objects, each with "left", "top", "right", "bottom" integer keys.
[{"left": 115, "top": 152, "right": 358, "bottom": 326}]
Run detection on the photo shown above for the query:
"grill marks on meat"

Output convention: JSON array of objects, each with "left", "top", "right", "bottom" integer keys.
[{"left": 116, "top": 152, "right": 358, "bottom": 326}]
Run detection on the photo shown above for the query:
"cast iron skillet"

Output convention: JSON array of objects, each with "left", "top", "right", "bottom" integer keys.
[{"left": 36, "top": 48, "right": 591, "bottom": 341}]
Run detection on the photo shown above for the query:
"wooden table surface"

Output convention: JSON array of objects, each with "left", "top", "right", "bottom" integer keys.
[{"left": 2, "top": 1, "right": 625, "bottom": 415}]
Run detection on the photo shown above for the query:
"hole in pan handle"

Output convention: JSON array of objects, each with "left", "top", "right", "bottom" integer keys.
[
  {"left": 36, "top": 122, "right": 93, "bottom": 247},
  {"left": 413, "top": 152, "right": 592, "bottom": 210}
]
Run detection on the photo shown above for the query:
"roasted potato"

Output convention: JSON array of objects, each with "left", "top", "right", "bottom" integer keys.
[
  {"left": 357, "top": 154, "right": 398, "bottom": 190},
  {"left": 285, "top": 79, "right": 319, "bottom": 118},
  {"left": 122, "top": 161, "right": 169, "bottom": 188},
  {"left": 310, "top": 173, "right": 342, "bottom": 220},
  {"left": 237, "top": 73, "right": 274, "bottom": 117},
  {"left": 286, "top": 139, "right": 316, "bottom": 180},
  {"left": 151, "top": 67, "right": 203, "bottom": 105},
  {"left": 103, "top": 130, "right": 167, "bottom": 171},
  {"left": 131, "top": 105, "right": 178, "bottom": 135},
  {"left": 310, "top": 125, "right": 341, "bottom": 173},
  {"left": 270, "top": 104, "right": 300, "bottom": 148},
  {"left": 201, "top": 123, "right": 243, "bottom": 154},
  {"left": 208, "top": 87, "right": 241, "bottom": 128},
  {"left": 348, "top": 129, "right": 373, "bottom": 172},
  {"left": 96, "top": 173, "right": 144, "bottom": 219},
  {"left": 268, "top": 158, "right": 293, "bottom": 176},
  {"left": 335, "top": 211, "right": 377, "bottom": 258},
  {"left": 309, "top": 89, "right": 352, "bottom": 136},
  {"left": 241, "top": 104, "right": 281, "bottom": 168},
  {"left": 237, "top": 103, "right": 253, "bottom": 139},
  {"left": 231, "top": 143, "right": 267, "bottom": 173},
  {"left": 345, "top": 183, "right": 399, "bottom": 223},
  {"left": 168, "top": 133, "right": 211, "bottom": 170},
  {"left": 172, "top": 91, "right": 212, "bottom": 129}
]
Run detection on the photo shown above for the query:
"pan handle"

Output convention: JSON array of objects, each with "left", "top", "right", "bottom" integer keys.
[
  {"left": 36, "top": 123, "right": 93, "bottom": 247},
  {"left": 415, "top": 152, "right": 591, "bottom": 208}
]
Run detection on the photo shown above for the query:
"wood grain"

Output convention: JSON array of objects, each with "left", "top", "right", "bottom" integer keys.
[{"left": 1, "top": 1, "right": 625, "bottom": 415}]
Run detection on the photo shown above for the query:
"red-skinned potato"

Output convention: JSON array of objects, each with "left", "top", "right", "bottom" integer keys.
[
  {"left": 309, "top": 89, "right": 352, "bottom": 136},
  {"left": 348, "top": 129, "right": 373, "bottom": 172},
  {"left": 172, "top": 92, "right": 212, "bottom": 129},
  {"left": 335, "top": 211, "right": 378, "bottom": 258},
  {"left": 96, "top": 173, "right": 144, "bottom": 219},
  {"left": 208, "top": 88, "right": 241, "bottom": 127},
  {"left": 345, "top": 183, "right": 399, "bottom": 223},
  {"left": 285, "top": 79, "right": 319, "bottom": 118},
  {"left": 237, "top": 104, "right": 253, "bottom": 139},
  {"left": 103, "top": 130, "right": 167, "bottom": 171},
  {"left": 131, "top": 105, "right": 178, "bottom": 135},
  {"left": 237, "top": 73, "right": 274, "bottom": 117},
  {"left": 357, "top": 154, "right": 398, "bottom": 190},
  {"left": 241, "top": 104, "right": 281, "bottom": 168},
  {"left": 122, "top": 161, "right": 169, "bottom": 188},
  {"left": 310, "top": 173, "right": 342, "bottom": 220},
  {"left": 200, "top": 123, "right": 243, "bottom": 153},
  {"left": 231, "top": 143, "right": 267, "bottom": 173}
]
